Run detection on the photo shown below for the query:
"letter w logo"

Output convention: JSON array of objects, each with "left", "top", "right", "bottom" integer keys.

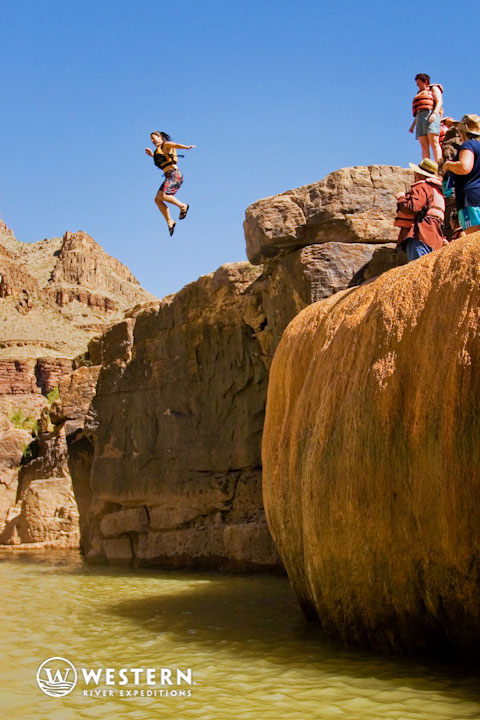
[{"left": 44, "top": 667, "right": 72, "bottom": 683}]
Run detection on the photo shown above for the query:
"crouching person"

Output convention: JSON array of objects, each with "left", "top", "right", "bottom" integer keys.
[{"left": 394, "top": 158, "right": 446, "bottom": 261}]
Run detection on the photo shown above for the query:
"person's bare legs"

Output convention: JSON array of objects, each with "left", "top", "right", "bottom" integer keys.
[
  {"left": 155, "top": 191, "right": 174, "bottom": 230},
  {"left": 161, "top": 193, "right": 187, "bottom": 214},
  {"left": 428, "top": 133, "right": 442, "bottom": 163},
  {"left": 418, "top": 135, "right": 430, "bottom": 160}
]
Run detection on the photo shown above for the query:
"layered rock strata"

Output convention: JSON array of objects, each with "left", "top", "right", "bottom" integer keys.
[
  {"left": 0, "top": 227, "right": 157, "bottom": 359},
  {"left": 263, "top": 232, "right": 480, "bottom": 657},
  {"left": 0, "top": 220, "right": 157, "bottom": 547},
  {"left": 0, "top": 362, "right": 101, "bottom": 547}
]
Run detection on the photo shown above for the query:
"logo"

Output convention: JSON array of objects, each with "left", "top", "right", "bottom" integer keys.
[{"left": 37, "top": 657, "right": 78, "bottom": 697}]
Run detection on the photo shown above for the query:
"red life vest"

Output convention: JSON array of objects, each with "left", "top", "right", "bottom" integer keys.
[
  {"left": 439, "top": 121, "right": 448, "bottom": 145},
  {"left": 412, "top": 84, "right": 444, "bottom": 117},
  {"left": 394, "top": 178, "right": 445, "bottom": 231}
]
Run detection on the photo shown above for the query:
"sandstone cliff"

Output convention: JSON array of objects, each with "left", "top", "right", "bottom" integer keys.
[
  {"left": 244, "top": 165, "right": 412, "bottom": 264},
  {"left": 262, "top": 232, "right": 480, "bottom": 657}
]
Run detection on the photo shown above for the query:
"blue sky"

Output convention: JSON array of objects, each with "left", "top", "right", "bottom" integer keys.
[{"left": 1, "top": 0, "right": 476, "bottom": 297}]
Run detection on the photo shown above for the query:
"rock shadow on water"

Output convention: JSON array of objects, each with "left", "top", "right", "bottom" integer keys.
[{"left": 104, "top": 571, "right": 480, "bottom": 708}]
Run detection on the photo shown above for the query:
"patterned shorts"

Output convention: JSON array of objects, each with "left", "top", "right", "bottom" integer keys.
[{"left": 159, "top": 168, "right": 184, "bottom": 196}]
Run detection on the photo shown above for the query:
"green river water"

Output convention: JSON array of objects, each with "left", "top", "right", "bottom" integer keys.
[{"left": 1, "top": 551, "right": 479, "bottom": 720}]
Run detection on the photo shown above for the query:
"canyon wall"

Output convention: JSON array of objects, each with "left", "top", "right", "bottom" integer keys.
[
  {"left": 262, "top": 232, "right": 480, "bottom": 657},
  {"left": 0, "top": 222, "right": 156, "bottom": 546}
]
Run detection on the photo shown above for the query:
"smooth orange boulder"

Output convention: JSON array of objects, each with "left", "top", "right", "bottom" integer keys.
[{"left": 263, "top": 233, "right": 480, "bottom": 656}]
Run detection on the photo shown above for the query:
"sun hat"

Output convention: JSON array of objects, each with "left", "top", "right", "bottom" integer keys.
[
  {"left": 457, "top": 114, "right": 480, "bottom": 136},
  {"left": 409, "top": 158, "right": 439, "bottom": 177}
]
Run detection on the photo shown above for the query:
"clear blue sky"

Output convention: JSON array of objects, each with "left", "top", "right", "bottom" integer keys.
[{"left": 1, "top": 0, "right": 476, "bottom": 297}]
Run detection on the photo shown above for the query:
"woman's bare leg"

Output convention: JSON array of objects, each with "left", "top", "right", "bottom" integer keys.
[
  {"left": 155, "top": 192, "right": 174, "bottom": 229},
  {"left": 428, "top": 133, "right": 442, "bottom": 163},
  {"left": 162, "top": 193, "right": 187, "bottom": 213},
  {"left": 418, "top": 135, "right": 430, "bottom": 160}
]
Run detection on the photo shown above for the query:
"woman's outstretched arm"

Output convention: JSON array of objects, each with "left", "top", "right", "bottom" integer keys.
[{"left": 162, "top": 142, "right": 195, "bottom": 151}]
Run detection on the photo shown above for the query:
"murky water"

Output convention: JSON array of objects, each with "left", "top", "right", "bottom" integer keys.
[{"left": 1, "top": 551, "right": 479, "bottom": 720}]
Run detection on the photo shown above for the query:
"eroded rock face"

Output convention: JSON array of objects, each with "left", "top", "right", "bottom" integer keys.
[
  {"left": 0, "top": 417, "right": 32, "bottom": 543},
  {"left": 81, "top": 263, "right": 281, "bottom": 571},
  {"left": 0, "top": 362, "right": 101, "bottom": 548},
  {"left": 249, "top": 242, "right": 406, "bottom": 361},
  {"left": 0, "top": 220, "right": 156, "bottom": 549},
  {"left": 263, "top": 232, "right": 480, "bottom": 657},
  {"left": 244, "top": 166, "right": 413, "bottom": 264}
]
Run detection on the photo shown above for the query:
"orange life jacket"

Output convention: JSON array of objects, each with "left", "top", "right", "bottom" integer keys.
[
  {"left": 394, "top": 178, "right": 445, "bottom": 230},
  {"left": 412, "top": 84, "right": 444, "bottom": 116}
]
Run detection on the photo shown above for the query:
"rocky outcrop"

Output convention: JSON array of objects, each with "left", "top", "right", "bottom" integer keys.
[
  {"left": 262, "top": 232, "right": 480, "bottom": 657},
  {"left": 0, "top": 416, "right": 31, "bottom": 542},
  {"left": 81, "top": 263, "right": 281, "bottom": 571},
  {"left": 244, "top": 166, "right": 413, "bottom": 264},
  {"left": 0, "top": 228, "right": 157, "bottom": 360},
  {"left": 250, "top": 242, "right": 406, "bottom": 362},
  {"left": 0, "top": 358, "right": 73, "bottom": 395},
  {"left": 0, "top": 220, "right": 157, "bottom": 548},
  {"left": 0, "top": 362, "right": 101, "bottom": 547}
]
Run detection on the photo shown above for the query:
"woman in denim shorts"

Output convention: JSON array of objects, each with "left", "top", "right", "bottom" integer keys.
[
  {"left": 145, "top": 131, "right": 195, "bottom": 236},
  {"left": 409, "top": 73, "right": 443, "bottom": 163}
]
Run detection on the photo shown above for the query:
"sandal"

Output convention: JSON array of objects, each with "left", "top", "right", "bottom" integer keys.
[
  {"left": 169, "top": 222, "right": 176, "bottom": 236},
  {"left": 179, "top": 204, "right": 189, "bottom": 220}
]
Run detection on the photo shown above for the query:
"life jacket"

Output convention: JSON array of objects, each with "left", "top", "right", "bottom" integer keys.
[
  {"left": 394, "top": 177, "right": 445, "bottom": 231},
  {"left": 439, "top": 120, "right": 448, "bottom": 145},
  {"left": 153, "top": 144, "right": 178, "bottom": 170},
  {"left": 412, "top": 84, "right": 444, "bottom": 117}
]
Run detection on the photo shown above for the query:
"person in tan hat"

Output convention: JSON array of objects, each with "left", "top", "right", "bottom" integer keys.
[
  {"left": 442, "top": 114, "right": 480, "bottom": 234},
  {"left": 394, "top": 158, "right": 446, "bottom": 261}
]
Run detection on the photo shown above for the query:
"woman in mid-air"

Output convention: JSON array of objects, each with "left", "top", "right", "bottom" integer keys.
[{"left": 145, "top": 131, "right": 195, "bottom": 236}]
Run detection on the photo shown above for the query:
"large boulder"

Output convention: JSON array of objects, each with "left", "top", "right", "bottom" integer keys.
[
  {"left": 244, "top": 165, "right": 413, "bottom": 264},
  {"left": 263, "top": 233, "right": 480, "bottom": 657}
]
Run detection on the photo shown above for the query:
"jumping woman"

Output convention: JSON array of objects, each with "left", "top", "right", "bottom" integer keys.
[{"left": 145, "top": 131, "right": 195, "bottom": 236}]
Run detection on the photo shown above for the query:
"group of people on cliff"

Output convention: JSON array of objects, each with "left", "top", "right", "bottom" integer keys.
[
  {"left": 141, "top": 73, "right": 480, "bottom": 251},
  {"left": 396, "top": 73, "right": 480, "bottom": 261}
]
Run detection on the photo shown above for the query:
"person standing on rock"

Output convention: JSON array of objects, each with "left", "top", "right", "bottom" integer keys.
[
  {"left": 145, "top": 131, "right": 195, "bottom": 236},
  {"left": 442, "top": 115, "right": 480, "bottom": 235},
  {"left": 394, "top": 158, "right": 445, "bottom": 261},
  {"left": 409, "top": 74, "right": 443, "bottom": 163}
]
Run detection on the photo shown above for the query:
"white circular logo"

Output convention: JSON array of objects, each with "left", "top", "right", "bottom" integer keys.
[{"left": 37, "top": 657, "right": 78, "bottom": 697}]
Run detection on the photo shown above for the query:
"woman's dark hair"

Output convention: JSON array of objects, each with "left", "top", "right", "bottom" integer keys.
[
  {"left": 151, "top": 131, "right": 171, "bottom": 141},
  {"left": 466, "top": 132, "right": 480, "bottom": 141},
  {"left": 415, "top": 73, "right": 430, "bottom": 84}
]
